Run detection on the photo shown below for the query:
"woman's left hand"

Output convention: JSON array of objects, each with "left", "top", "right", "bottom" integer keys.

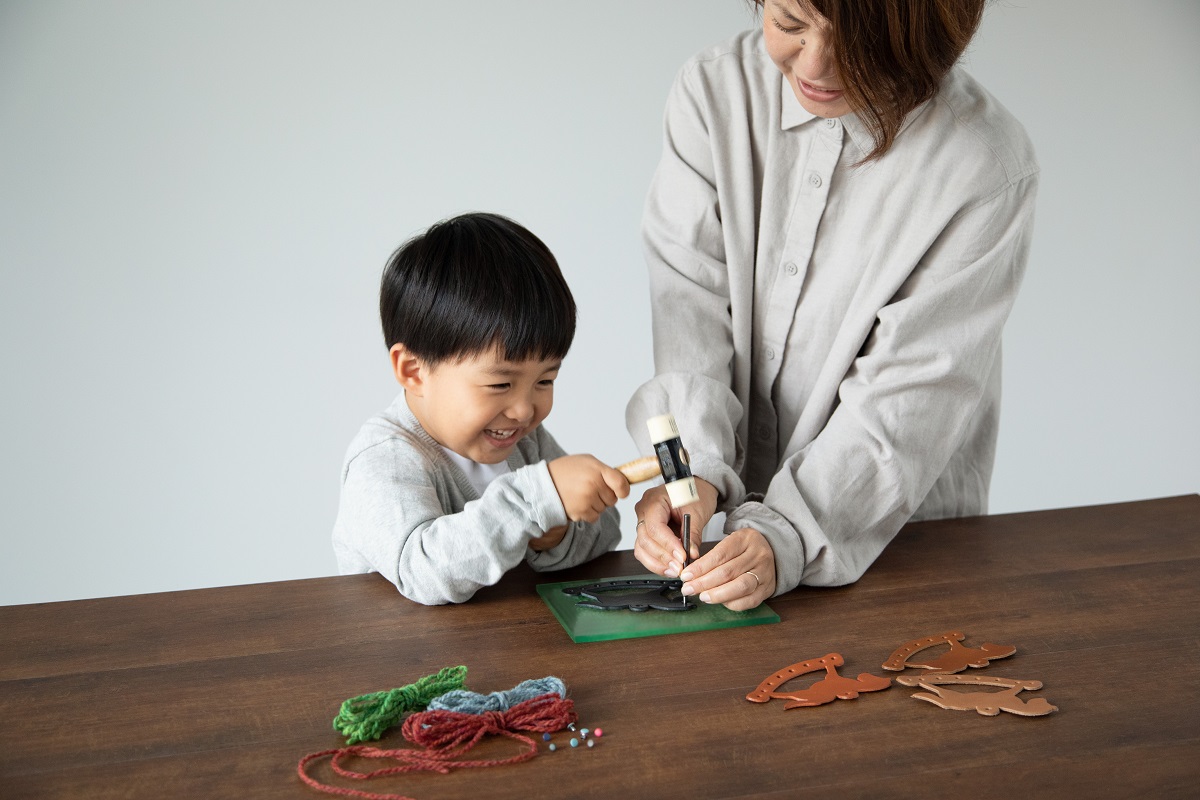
[{"left": 679, "top": 528, "right": 776, "bottom": 611}]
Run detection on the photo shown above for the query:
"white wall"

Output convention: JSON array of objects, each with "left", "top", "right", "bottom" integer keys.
[{"left": 2, "top": 1, "right": 1197, "bottom": 606}]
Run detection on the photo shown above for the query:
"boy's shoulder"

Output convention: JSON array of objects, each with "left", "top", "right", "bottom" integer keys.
[{"left": 342, "top": 394, "right": 442, "bottom": 476}]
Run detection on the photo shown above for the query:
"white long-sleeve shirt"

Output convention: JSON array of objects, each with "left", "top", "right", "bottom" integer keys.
[
  {"left": 626, "top": 29, "right": 1038, "bottom": 595},
  {"left": 334, "top": 394, "right": 621, "bottom": 604}
]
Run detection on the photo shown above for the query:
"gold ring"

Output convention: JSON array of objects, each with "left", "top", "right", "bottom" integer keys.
[{"left": 746, "top": 571, "right": 761, "bottom": 588}]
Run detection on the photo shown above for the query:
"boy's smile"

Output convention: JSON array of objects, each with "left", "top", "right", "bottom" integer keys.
[{"left": 393, "top": 345, "right": 560, "bottom": 464}]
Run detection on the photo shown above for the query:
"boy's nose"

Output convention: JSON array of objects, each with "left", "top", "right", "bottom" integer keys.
[{"left": 506, "top": 395, "right": 535, "bottom": 423}]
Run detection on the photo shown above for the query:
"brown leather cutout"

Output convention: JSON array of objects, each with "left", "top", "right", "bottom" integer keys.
[
  {"left": 882, "top": 631, "right": 1016, "bottom": 674},
  {"left": 746, "top": 653, "right": 892, "bottom": 709},
  {"left": 897, "top": 673, "right": 1058, "bottom": 717}
]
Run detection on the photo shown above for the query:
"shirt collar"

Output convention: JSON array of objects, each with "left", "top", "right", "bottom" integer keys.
[
  {"left": 778, "top": 73, "right": 931, "bottom": 157},
  {"left": 779, "top": 73, "right": 817, "bottom": 130}
]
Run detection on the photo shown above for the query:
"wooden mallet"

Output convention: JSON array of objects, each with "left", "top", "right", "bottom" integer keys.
[{"left": 616, "top": 413, "right": 699, "bottom": 509}]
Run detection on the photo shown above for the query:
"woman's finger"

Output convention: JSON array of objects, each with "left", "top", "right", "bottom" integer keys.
[
  {"left": 635, "top": 489, "right": 679, "bottom": 553},
  {"left": 632, "top": 487, "right": 677, "bottom": 574},
  {"left": 679, "top": 528, "right": 776, "bottom": 609}
]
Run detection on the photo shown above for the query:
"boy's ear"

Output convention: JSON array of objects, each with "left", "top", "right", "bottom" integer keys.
[{"left": 390, "top": 344, "right": 426, "bottom": 395}]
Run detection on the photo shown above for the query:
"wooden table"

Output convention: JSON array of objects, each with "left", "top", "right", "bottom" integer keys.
[{"left": 3, "top": 495, "right": 1199, "bottom": 798}]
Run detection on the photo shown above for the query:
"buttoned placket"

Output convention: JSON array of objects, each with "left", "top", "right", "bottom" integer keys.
[{"left": 747, "top": 117, "right": 844, "bottom": 491}]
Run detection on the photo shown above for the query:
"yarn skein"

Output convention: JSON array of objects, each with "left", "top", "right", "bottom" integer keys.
[
  {"left": 427, "top": 676, "right": 565, "bottom": 715},
  {"left": 334, "top": 666, "right": 467, "bottom": 745},
  {"left": 298, "top": 694, "right": 577, "bottom": 798}
]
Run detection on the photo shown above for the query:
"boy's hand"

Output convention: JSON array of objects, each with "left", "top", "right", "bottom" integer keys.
[
  {"left": 529, "top": 524, "right": 569, "bottom": 551},
  {"left": 547, "top": 455, "right": 630, "bottom": 523}
]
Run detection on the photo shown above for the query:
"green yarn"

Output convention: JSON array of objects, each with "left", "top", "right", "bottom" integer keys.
[{"left": 333, "top": 665, "right": 468, "bottom": 744}]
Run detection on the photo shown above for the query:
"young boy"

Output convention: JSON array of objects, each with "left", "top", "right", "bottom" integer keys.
[{"left": 332, "top": 212, "right": 629, "bottom": 604}]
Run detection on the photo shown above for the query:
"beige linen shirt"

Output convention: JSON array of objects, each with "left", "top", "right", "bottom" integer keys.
[{"left": 626, "top": 29, "right": 1038, "bottom": 594}]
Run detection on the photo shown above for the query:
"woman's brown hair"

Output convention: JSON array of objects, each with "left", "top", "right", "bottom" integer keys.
[{"left": 756, "top": 0, "right": 986, "bottom": 161}]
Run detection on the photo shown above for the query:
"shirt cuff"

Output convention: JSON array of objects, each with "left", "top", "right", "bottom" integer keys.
[
  {"left": 516, "top": 461, "right": 570, "bottom": 532},
  {"left": 526, "top": 524, "right": 577, "bottom": 567},
  {"left": 686, "top": 451, "right": 746, "bottom": 513}
]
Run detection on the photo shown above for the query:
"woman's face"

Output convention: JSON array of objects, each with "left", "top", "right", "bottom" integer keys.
[{"left": 762, "top": 0, "right": 852, "bottom": 118}]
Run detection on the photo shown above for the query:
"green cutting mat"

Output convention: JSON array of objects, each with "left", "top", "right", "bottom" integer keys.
[{"left": 537, "top": 574, "right": 779, "bottom": 643}]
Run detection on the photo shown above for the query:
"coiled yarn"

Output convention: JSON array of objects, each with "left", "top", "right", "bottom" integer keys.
[
  {"left": 333, "top": 666, "right": 467, "bottom": 745},
  {"left": 299, "top": 693, "right": 577, "bottom": 799},
  {"left": 427, "top": 676, "right": 564, "bottom": 715}
]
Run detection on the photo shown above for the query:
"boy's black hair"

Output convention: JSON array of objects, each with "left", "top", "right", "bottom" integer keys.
[{"left": 380, "top": 212, "right": 576, "bottom": 364}]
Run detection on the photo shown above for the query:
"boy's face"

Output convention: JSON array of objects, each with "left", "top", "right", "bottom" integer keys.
[{"left": 394, "top": 345, "right": 560, "bottom": 464}]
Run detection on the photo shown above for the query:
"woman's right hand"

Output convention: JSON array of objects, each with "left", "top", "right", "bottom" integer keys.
[{"left": 633, "top": 477, "right": 718, "bottom": 578}]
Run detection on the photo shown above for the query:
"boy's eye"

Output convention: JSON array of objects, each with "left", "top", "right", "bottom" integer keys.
[
  {"left": 538, "top": 379, "right": 555, "bottom": 387},
  {"left": 488, "top": 383, "right": 511, "bottom": 391}
]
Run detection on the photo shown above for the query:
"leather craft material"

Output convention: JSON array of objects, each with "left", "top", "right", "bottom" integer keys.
[
  {"left": 882, "top": 631, "right": 1016, "bottom": 674},
  {"left": 562, "top": 579, "right": 695, "bottom": 612},
  {"left": 746, "top": 653, "right": 892, "bottom": 709},
  {"left": 897, "top": 673, "right": 1058, "bottom": 717},
  {"left": 538, "top": 575, "right": 778, "bottom": 642}
]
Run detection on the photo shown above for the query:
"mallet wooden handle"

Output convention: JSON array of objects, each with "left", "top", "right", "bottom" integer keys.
[{"left": 617, "top": 455, "right": 660, "bottom": 483}]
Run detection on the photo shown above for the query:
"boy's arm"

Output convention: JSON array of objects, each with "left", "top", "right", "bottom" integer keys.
[
  {"left": 332, "top": 437, "right": 570, "bottom": 605},
  {"left": 523, "top": 426, "right": 622, "bottom": 572}
]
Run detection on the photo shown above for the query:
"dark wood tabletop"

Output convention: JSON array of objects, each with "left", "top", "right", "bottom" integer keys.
[{"left": 3, "top": 495, "right": 1199, "bottom": 799}]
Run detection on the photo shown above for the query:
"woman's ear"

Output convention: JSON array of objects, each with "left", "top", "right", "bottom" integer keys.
[{"left": 390, "top": 344, "right": 426, "bottom": 394}]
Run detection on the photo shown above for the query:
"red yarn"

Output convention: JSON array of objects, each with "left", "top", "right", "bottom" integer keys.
[{"left": 298, "top": 693, "right": 577, "bottom": 799}]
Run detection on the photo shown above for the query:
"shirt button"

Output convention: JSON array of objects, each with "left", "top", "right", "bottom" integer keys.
[
  {"left": 785, "top": 262, "right": 798, "bottom": 276},
  {"left": 757, "top": 425, "right": 771, "bottom": 441},
  {"left": 825, "top": 119, "right": 837, "bottom": 129},
  {"left": 766, "top": 347, "right": 776, "bottom": 360},
  {"left": 808, "top": 172, "right": 822, "bottom": 188}
]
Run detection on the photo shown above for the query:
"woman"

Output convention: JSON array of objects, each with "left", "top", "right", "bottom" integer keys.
[{"left": 627, "top": 0, "right": 1038, "bottom": 610}]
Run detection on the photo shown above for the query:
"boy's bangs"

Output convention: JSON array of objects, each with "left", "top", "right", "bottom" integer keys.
[{"left": 442, "top": 270, "right": 575, "bottom": 364}]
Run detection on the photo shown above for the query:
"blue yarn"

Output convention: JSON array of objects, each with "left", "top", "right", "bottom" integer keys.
[{"left": 427, "top": 676, "right": 566, "bottom": 714}]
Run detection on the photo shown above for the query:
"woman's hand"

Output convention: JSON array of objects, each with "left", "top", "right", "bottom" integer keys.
[
  {"left": 679, "top": 527, "right": 776, "bottom": 611},
  {"left": 632, "top": 477, "right": 718, "bottom": 578}
]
